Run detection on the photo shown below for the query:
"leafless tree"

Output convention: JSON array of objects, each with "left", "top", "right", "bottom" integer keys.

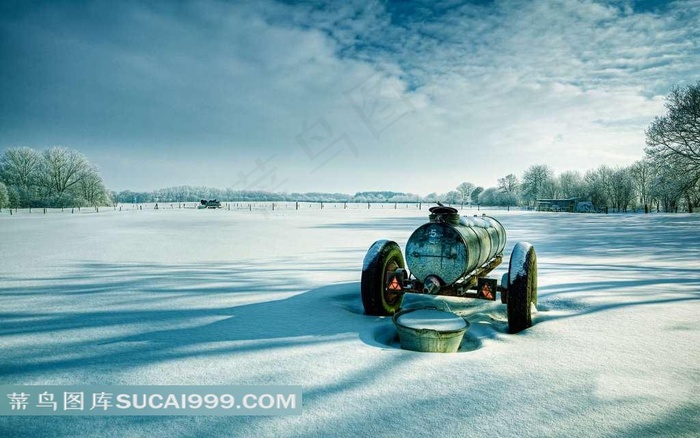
[
  {"left": 558, "top": 170, "right": 584, "bottom": 198},
  {"left": 497, "top": 174, "right": 518, "bottom": 194},
  {"left": 521, "top": 164, "right": 554, "bottom": 206},
  {"left": 497, "top": 173, "right": 520, "bottom": 206},
  {"left": 584, "top": 166, "right": 612, "bottom": 209},
  {"left": 7, "top": 186, "right": 21, "bottom": 208},
  {"left": 477, "top": 187, "right": 499, "bottom": 205},
  {"left": 0, "top": 147, "right": 41, "bottom": 188},
  {"left": 456, "top": 182, "right": 474, "bottom": 206},
  {"left": 645, "top": 81, "right": 700, "bottom": 211},
  {"left": 541, "top": 176, "right": 560, "bottom": 199},
  {"left": 39, "top": 147, "right": 90, "bottom": 198},
  {"left": 630, "top": 160, "right": 654, "bottom": 213},
  {"left": 443, "top": 190, "right": 461, "bottom": 205},
  {"left": 79, "top": 166, "right": 109, "bottom": 206},
  {"left": 0, "top": 182, "right": 7, "bottom": 211},
  {"left": 471, "top": 186, "right": 483, "bottom": 204},
  {"left": 645, "top": 81, "right": 700, "bottom": 178},
  {"left": 609, "top": 167, "right": 635, "bottom": 212},
  {"left": 650, "top": 162, "right": 684, "bottom": 212}
]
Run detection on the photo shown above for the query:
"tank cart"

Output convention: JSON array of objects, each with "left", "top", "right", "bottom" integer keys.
[{"left": 361, "top": 206, "right": 537, "bottom": 333}]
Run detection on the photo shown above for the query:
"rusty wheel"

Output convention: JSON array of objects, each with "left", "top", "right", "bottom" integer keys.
[{"left": 361, "top": 240, "right": 405, "bottom": 316}]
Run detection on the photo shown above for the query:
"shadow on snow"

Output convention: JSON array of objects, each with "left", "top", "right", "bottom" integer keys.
[{"left": 1, "top": 212, "right": 698, "bottom": 376}]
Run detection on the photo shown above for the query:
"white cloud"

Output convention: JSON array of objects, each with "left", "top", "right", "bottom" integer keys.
[
  {"left": 0, "top": 0, "right": 698, "bottom": 193},
  {"left": 312, "top": 0, "right": 698, "bottom": 190}
]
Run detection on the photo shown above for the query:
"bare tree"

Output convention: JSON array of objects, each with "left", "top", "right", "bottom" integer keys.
[
  {"left": 0, "top": 147, "right": 41, "bottom": 188},
  {"left": 609, "top": 167, "right": 635, "bottom": 212},
  {"left": 645, "top": 81, "right": 700, "bottom": 186},
  {"left": 497, "top": 173, "right": 520, "bottom": 207},
  {"left": 79, "top": 166, "right": 108, "bottom": 206},
  {"left": 0, "top": 182, "right": 7, "bottom": 211},
  {"left": 650, "top": 163, "right": 684, "bottom": 212},
  {"left": 471, "top": 186, "right": 484, "bottom": 204},
  {"left": 583, "top": 165, "right": 635, "bottom": 212},
  {"left": 630, "top": 160, "right": 653, "bottom": 213},
  {"left": 456, "top": 182, "right": 474, "bottom": 207},
  {"left": 521, "top": 165, "right": 554, "bottom": 207},
  {"left": 584, "top": 166, "right": 613, "bottom": 210},
  {"left": 687, "top": 179, "right": 700, "bottom": 212},
  {"left": 423, "top": 192, "right": 438, "bottom": 202},
  {"left": 541, "top": 176, "right": 560, "bottom": 199},
  {"left": 558, "top": 170, "right": 584, "bottom": 198},
  {"left": 497, "top": 174, "right": 518, "bottom": 193},
  {"left": 39, "top": 147, "right": 90, "bottom": 198},
  {"left": 648, "top": 155, "right": 700, "bottom": 212},
  {"left": 478, "top": 187, "right": 499, "bottom": 206},
  {"left": 7, "top": 186, "right": 21, "bottom": 208},
  {"left": 443, "top": 190, "right": 460, "bottom": 205}
]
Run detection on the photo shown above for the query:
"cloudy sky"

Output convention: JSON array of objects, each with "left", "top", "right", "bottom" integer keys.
[{"left": 1, "top": 0, "right": 698, "bottom": 195}]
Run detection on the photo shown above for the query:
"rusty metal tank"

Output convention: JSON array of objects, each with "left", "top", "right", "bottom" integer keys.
[{"left": 405, "top": 207, "right": 506, "bottom": 285}]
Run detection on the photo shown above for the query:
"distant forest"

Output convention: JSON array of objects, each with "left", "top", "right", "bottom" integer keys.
[{"left": 113, "top": 189, "right": 424, "bottom": 204}]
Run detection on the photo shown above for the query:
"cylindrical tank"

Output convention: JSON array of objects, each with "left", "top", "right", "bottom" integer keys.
[{"left": 406, "top": 208, "right": 506, "bottom": 285}]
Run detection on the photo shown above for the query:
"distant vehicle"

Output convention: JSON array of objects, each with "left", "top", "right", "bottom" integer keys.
[
  {"left": 198, "top": 199, "right": 222, "bottom": 209},
  {"left": 361, "top": 205, "right": 538, "bottom": 333}
]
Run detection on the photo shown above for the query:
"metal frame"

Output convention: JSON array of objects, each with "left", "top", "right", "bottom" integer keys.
[{"left": 385, "top": 253, "right": 505, "bottom": 301}]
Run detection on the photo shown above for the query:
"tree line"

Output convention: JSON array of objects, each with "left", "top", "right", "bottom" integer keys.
[
  {"left": 0, "top": 147, "right": 110, "bottom": 210},
  {"left": 2, "top": 82, "right": 697, "bottom": 213},
  {"left": 451, "top": 81, "right": 700, "bottom": 213},
  {"left": 113, "top": 188, "right": 425, "bottom": 204}
]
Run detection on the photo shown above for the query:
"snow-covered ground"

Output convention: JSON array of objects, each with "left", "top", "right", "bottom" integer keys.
[{"left": 1, "top": 206, "right": 698, "bottom": 437}]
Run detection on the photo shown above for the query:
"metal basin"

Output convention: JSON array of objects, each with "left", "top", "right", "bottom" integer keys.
[{"left": 393, "top": 308, "right": 469, "bottom": 353}]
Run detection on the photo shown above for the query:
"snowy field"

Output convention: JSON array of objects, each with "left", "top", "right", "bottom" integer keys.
[{"left": 0, "top": 206, "right": 698, "bottom": 437}]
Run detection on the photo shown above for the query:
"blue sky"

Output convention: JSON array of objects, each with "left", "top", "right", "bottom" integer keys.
[{"left": 1, "top": 0, "right": 698, "bottom": 194}]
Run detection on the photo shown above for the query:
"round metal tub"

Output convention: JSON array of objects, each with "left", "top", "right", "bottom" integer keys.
[{"left": 393, "top": 308, "right": 469, "bottom": 353}]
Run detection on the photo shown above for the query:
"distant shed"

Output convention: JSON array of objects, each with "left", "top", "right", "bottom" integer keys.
[
  {"left": 576, "top": 201, "right": 594, "bottom": 213},
  {"left": 536, "top": 198, "right": 578, "bottom": 212}
]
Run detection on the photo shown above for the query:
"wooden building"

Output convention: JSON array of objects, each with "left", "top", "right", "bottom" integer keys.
[{"left": 536, "top": 198, "right": 578, "bottom": 212}]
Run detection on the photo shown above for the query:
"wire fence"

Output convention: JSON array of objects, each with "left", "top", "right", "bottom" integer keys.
[{"left": 1, "top": 202, "right": 521, "bottom": 216}]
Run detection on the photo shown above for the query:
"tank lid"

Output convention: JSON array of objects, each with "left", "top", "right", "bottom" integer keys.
[
  {"left": 428, "top": 206, "right": 458, "bottom": 215},
  {"left": 428, "top": 205, "right": 460, "bottom": 225}
]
